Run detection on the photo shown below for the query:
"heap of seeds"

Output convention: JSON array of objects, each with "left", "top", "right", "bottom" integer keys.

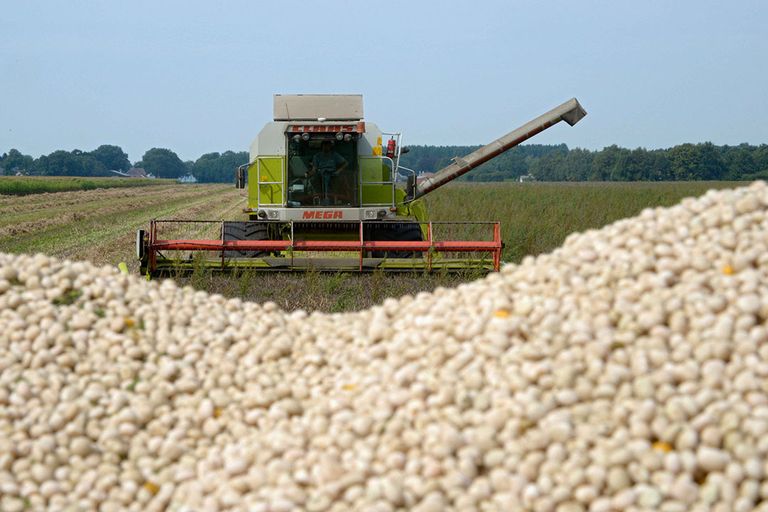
[{"left": 1, "top": 182, "right": 768, "bottom": 512}]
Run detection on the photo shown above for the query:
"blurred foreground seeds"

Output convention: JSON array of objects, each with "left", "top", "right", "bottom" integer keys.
[{"left": 1, "top": 182, "right": 768, "bottom": 510}]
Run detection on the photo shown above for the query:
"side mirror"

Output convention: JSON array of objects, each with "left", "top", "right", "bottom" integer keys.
[
  {"left": 236, "top": 165, "right": 246, "bottom": 189},
  {"left": 406, "top": 175, "right": 416, "bottom": 200},
  {"left": 400, "top": 147, "right": 410, "bottom": 155}
]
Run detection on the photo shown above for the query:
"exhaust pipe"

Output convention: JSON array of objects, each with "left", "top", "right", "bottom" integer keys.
[{"left": 410, "top": 98, "right": 586, "bottom": 200}]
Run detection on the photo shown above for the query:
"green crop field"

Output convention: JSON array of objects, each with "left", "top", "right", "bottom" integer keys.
[
  {"left": 0, "top": 180, "right": 744, "bottom": 311},
  {"left": 0, "top": 176, "right": 171, "bottom": 196},
  {"left": 425, "top": 181, "right": 739, "bottom": 262}
]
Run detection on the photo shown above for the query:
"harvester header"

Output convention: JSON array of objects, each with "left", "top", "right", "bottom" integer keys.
[{"left": 137, "top": 95, "right": 586, "bottom": 276}]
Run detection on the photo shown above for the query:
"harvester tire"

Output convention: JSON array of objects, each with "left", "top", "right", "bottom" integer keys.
[
  {"left": 222, "top": 222, "right": 270, "bottom": 258},
  {"left": 367, "top": 222, "right": 423, "bottom": 258}
]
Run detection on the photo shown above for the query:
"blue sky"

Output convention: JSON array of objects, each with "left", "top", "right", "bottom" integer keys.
[{"left": 1, "top": 0, "right": 766, "bottom": 162}]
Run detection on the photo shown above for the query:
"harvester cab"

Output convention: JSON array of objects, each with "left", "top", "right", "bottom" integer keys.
[
  {"left": 138, "top": 95, "right": 586, "bottom": 276},
  {"left": 237, "top": 94, "right": 409, "bottom": 223}
]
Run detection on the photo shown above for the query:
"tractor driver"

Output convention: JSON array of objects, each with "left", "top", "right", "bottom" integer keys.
[{"left": 307, "top": 140, "right": 348, "bottom": 205}]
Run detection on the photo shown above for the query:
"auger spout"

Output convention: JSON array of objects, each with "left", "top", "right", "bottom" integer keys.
[{"left": 410, "top": 98, "right": 586, "bottom": 200}]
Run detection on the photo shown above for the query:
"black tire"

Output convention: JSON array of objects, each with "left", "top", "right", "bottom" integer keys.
[
  {"left": 137, "top": 229, "right": 149, "bottom": 276},
  {"left": 222, "top": 221, "right": 269, "bottom": 258},
  {"left": 366, "top": 222, "right": 423, "bottom": 258}
]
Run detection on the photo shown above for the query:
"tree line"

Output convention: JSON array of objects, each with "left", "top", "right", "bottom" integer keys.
[
  {"left": 0, "top": 146, "right": 248, "bottom": 183},
  {"left": 399, "top": 142, "right": 768, "bottom": 182},
  {"left": 3, "top": 142, "right": 768, "bottom": 182}
]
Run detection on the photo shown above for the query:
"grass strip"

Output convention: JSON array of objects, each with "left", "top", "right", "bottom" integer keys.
[{"left": 0, "top": 177, "right": 173, "bottom": 196}]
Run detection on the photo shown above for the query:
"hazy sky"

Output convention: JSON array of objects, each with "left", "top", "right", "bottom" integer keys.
[{"left": 2, "top": 1, "right": 766, "bottom": 163}]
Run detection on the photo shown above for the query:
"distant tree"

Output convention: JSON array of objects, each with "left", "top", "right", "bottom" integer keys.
[
  {"left": 530, "top": 152, "right": 567, "bottom": 181},
  {"left": 563, "top": 148, "right": 594, "bottom": 181},
  {"left": 670, "top": 143, "right": 701, "bottom": 180},
  {"left": 589, "top": 145, "right": 619, "bottom": 181},
  {"left": 698, "top": 142, "right": 726, "bottom": 180},
  {"left": 90, "top": 145, "right": 131, "bottom": 171},
  {"left": 753, "top": 145, "right": 768, "bottom": 178},
  {"left": 720, "top": 144, "right": 757, "bottom": 180},
  {"left": 29, "top": 149, "right": 107, "bottom": 177},
  {"left": 649, "top": 151, "right": 672, "bottom": 181},
  {"left": 192, "top": 151, "right": 248, "bottom": 182},
  {"left": 42, "top": 150, "right": 81, "bottom": 176},
  {"left": 138, "top": 148, "right": 186, "bottom": 178},
  {"left": 77, "top": 152, "right": 108, "bottom": 176},
  {"left": 192, "top": 152, "right": 222, "bottom": 183},
  {"left": 1, "top": 149, "right": 34, "bottom": 175},
  {"left": 31, "top": 155, "right": 49, "bottom": 175},
  {"left": 668, "top": 143, "right": 725, "bottom": 181}
]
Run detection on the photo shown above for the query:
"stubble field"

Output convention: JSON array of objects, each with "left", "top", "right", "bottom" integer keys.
[
  {"left": 0, "top": 180, "right": 742, "bottom": 311},
  {"left": 0, "top": 183, "right": 240, "bottom": 266}
]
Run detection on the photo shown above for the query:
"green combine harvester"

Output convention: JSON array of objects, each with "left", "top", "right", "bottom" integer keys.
[{"left": 137, "top": 94, "right": 586, "bottom": 276}]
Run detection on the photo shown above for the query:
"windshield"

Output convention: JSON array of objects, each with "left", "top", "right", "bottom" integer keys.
[{"left": 286, "top": 136, "right": 358, "bottom": 207}]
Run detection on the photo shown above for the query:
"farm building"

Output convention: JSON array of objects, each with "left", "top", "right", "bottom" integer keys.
[{"left": 110, "top": 167, "right": 151, "bottom": 178}]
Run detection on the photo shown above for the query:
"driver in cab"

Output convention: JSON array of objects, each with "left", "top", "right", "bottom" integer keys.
[{"left": 306, "top": 140, "right": 348, "bottom": 204}]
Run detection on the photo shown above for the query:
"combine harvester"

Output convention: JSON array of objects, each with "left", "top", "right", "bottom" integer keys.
[{"left": 137, "top": 95, "right": 586, "bottom": 276}]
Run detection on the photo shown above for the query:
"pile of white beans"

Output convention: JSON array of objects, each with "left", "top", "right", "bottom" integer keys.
[{"left": 2, "top": 182, "right": 768, "bottom": 512}]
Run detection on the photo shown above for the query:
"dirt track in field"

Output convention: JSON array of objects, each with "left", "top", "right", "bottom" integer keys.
[{"left": 0, "top": 184, "right": 246, "bottom": 270}]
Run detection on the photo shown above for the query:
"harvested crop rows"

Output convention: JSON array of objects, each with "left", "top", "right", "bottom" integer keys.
[{"left": 0, "top": 184, "right": 245, "bottom": 269}]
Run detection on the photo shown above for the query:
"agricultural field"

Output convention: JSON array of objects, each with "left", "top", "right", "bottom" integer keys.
[
  {"left": 427, "top": 181, "right": 741, "bottom": 262},
  {"left": 0, "top": 175, "right": 170, "bottom": 195},
  {"left": 0, "top": 180, "right": 743, "bottom": 311},
  {"left": 0, "top": 182, "right": 240, "bottom": 266}
]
